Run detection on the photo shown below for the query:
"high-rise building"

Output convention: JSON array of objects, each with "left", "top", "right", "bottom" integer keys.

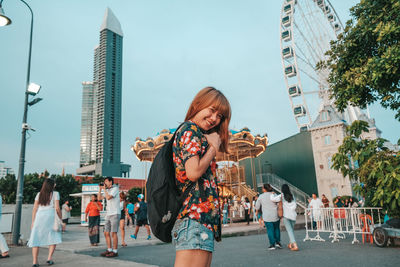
[
  {"left": 0, "top": 160, "right": 14, "bottom": 179},
  {"left": 77, "top": 8, "right": 130, "bottom": 177}
]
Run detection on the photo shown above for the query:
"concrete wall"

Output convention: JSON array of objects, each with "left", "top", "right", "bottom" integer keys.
[{"left": 2, "top": 204, "right": 33, "bottom": 243}]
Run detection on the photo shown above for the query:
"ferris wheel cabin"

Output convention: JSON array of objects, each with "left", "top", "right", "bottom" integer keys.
[
  {"left": 334, "top": 23, "right": 341, "bottom": 32},
  {"left": 288, "top": 85, "right": 301, "bottom": 97},
  {"left": 316, "top": 0, "right": 325, "bottom": 8},
  {"left": 285, "top": 65, "right": 297, "bottom": 77},
  {"left": 293, "top": 105, "right": 307, "bottom": 117},
  {"left": 281, "top": 30, "right": 291, "bottom": 42},
  {"left": 284, "top": 3, "right": 293, "bottom": 14},
  {"left": 282, "top": 15, "right": 291, "bottom": 27},
  {"left": 327, "top": 14, "right": 336, "bottom": 22},
  {"left": 282, "top": 46, "right": 293, "bottom": 59}
]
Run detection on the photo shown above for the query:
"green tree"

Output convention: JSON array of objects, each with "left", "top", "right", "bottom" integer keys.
[
  {"left": 52, "top": 174, "right": 81, "bottom": 213},
  {"left": 23, "top": 173, "right": 44, "bottom": 204},
  {"left": 0, "top": 174, "right": 17, "bottom": 204},
  {"left": 318, "top": 0, "right": 400, "bottom": 120},
  {"left": 127, "top": 187, "right": 144, "bottom": 204},
  {"left": 332, "top": 120, "right": 400, "bottom": 217}
]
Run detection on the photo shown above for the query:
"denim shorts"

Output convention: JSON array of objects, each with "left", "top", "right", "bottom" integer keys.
[{"left": 171, "top": 217, "right": 214, "bottom": 252}]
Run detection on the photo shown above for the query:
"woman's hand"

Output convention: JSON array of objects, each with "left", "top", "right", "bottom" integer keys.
[{"left": 205, "top": 132, "right": 221, "bottom": 151}]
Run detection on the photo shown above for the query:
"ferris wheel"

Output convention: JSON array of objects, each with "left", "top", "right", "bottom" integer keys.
[{"left": 280, "top": 0, "right": 350, "bottom": 131}]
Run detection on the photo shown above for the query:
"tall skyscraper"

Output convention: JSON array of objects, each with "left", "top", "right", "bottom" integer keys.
[{"left": 77, "top": 8, "right": 130, "bottom": 177}]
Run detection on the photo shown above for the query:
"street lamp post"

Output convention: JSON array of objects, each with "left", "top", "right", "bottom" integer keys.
[{"left": 0, "top": 0, "right": 38, "bottom": 245}]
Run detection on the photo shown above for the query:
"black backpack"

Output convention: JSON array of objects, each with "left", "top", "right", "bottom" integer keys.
[{"left": 146, "top": 125, "right": 195, "bottom": 243}]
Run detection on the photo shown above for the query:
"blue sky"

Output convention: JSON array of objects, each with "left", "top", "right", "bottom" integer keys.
[{"left": 0, "top": 0, "right": 399, "bottom": 178}]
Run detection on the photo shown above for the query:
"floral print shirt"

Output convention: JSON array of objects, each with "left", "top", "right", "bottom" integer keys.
[{"left": 172, "top": 121, "right": 221, "bottom": 239}]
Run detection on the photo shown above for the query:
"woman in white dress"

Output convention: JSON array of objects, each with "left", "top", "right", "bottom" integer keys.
[{"left": 28, "top": 178, "right": 62, "bottom": 267}]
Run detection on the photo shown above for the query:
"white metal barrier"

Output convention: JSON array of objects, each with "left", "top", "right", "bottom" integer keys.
[{"left": 304, "top": 207, "right": 382, "bottom": 244}]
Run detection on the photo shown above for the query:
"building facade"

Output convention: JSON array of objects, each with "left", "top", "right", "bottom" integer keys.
[
  {"left": 0, "top": 160, "right": 14, "bottom": 178},
  {"left": 309, "top": 104, "right": 383, "bottom": 201},
  {"left": 309, "top": 105, "right": 351, "bottom": 201},
  {"left": 77, "top": 8, "right": 130, "bottom": 177}
]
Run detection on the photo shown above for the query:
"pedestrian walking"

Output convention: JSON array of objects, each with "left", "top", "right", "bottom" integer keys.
[
  {"left": 126, "top": 200, "right": 135, "bottom": 227},
  {"left": 252, "top": 196, "right": 257, "bottom": 223},
  {"left": 255, "top": 183, "right": 281, "bottom": 250},
  {"left": 119, "top": 192, "right": 128, "bottom": 247},
  {"left": 310, "top": 193, "right": 324, "bottom": 230},
  {"left": 28, "top": 178, "right": 62, "bottom": 267},
  {"left": 85, "top": 194, "right": 103, "bottom": 246},
  {"left": 61, "top": 200, "right": 72, "bottom": 233},
  {"left": 222, "top": 198, "right": 229, "bottom": 226},
  {"left": 130, "top": 194, "right": 151, "bottom": 240},
  {"left": 171, "top": 87, "right": 231, "bottom": 267},
  {"left": 271, "top": 184, "right": 298, "bottom": 251},
  {"left": 0, "top": 194, "right": 10, "bottom": 259},
  {"left": 98, "top": 177, "right": 120, "bottom": 258},
  {"left": 243, "top": 197, "right": 251, "bottom": 225}
]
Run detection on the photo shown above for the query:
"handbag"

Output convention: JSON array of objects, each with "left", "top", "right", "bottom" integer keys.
[
  {"left": 277, "top": 195, "right": 283, "bottom": 218},
  {"left": 52, "top": 193, "right": 63, "bottom": 232}
]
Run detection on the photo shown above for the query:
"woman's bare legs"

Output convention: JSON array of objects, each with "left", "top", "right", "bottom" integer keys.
[
  {"left": 120, "top": 219, "right": 127, "bottom": 246},
  {"left": 48, "top": 245, "right": 56, "bottom": 261},
  {"left": 175, "top": 250, "right": 212, "bottom": 267},
  {"left": 32, "top": 247, "right": 39, "bottom": 264}
]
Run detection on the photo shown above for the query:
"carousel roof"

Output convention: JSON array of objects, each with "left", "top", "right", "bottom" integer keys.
[{"left": 131, "top": 127, "right": 268, "bottom": 162}]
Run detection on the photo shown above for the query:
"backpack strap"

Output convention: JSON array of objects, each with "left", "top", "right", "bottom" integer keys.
[{"left": 197, "top": 178, "right": 207, "bottom": 203}]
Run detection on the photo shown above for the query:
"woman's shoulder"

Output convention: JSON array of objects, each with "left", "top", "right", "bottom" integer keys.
[
  {"left": 52, "top": 191, "right": 60, "bottom": 200},
  {"left": 177, "top": 121, "right": 202, "bottom": 136}
]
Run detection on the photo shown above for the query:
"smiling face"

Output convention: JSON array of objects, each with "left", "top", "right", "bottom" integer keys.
[{"left": 191, "top": 105, "right": 223, "bottom": 131}]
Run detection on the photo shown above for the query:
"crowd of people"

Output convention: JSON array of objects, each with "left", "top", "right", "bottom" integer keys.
[
  {"left": 2, "top": 87, "right": 362, "bottom": 267},
  {"left": 2, "top": 176, "right": 151, "bottom": 266},
  {"left": 306, "top": 193, "right": 365, "bottom": 230},
  {"left": 219, "top": 195, "right": 263, "bottom": 227}
]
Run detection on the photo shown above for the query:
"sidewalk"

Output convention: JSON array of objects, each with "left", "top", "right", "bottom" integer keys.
[{"left": 2, "top": 215, "right": 306, "bottom": 266}]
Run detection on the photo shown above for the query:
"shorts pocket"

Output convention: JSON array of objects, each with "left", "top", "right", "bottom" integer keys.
[{"left": 172, "top": 219, "right": 188, "bottom": 244}]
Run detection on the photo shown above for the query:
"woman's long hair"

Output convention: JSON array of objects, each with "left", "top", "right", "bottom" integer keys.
[
  {"left": 185, "top": 87, "right": 231, "bottom": 153},
  {"left": 120, "top": 192, "right": 127, "bottom": 209},
  {"left": 281, "top": 184, "right": 293, "bottom": 203},
  {"left": 38, "top": 178, "right": 55, "bottom": 206}
]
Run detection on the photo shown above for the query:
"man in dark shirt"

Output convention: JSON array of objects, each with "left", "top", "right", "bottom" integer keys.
[{"left": 130, "top": 194, "right": 151, "bottom": 240}]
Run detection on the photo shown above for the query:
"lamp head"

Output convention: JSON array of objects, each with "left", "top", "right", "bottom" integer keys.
[
  {"left": 27, "top": 83, "right": 41, "bottom": 95},
  {"left": 0, "top": 6, "right": 12, "bottom": 27}
]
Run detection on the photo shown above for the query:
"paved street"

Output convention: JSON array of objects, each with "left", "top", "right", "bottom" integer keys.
[
  {"left": 2, "top": 222, "right": 399, "bottom": 267},
  {"left": 79, "top": 230, "right": 400, "bottom": 267}
]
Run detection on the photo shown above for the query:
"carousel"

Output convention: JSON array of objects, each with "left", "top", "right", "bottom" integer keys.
[{"left": 131, "top": 127, "right": 268, "bottom": 201}]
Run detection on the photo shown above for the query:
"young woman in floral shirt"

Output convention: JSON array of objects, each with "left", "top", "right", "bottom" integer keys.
[{"left": 172, "top": 87, "right": 231, "bottom": 267}]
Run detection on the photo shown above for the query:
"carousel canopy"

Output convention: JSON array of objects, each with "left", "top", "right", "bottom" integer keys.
[{"left": 131, "top": 127, "right": 268, "bottom": 162}]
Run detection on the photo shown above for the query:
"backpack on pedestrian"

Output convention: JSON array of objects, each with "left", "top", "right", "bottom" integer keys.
[{"left": 146, "top": 124, "right": 195, "bottom": 243}]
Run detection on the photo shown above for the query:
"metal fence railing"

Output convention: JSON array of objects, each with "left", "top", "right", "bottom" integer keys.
[{"left": 304, "top": 207, "right": 382, "bottom": 244}]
